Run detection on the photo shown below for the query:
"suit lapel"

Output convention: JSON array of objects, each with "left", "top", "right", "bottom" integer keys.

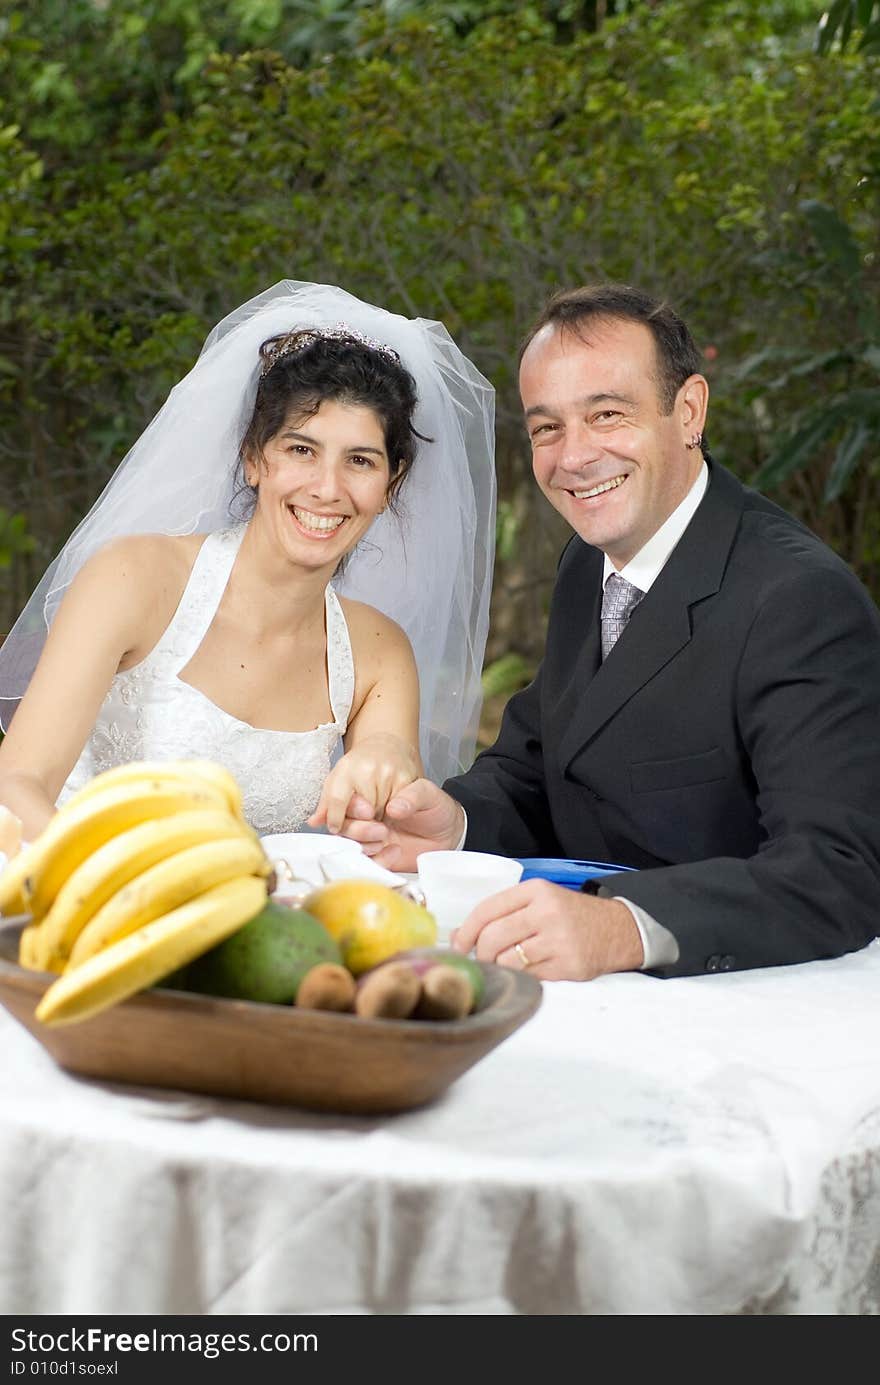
[{"left": 558, "top": 462, "right": 745, "bottom": 773}]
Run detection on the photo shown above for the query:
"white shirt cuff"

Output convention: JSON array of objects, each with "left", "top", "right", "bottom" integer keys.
[
  {"left": 612, "top": 896, "right": 680, "bottom": 969},
  {"left": 454, "top": 807, "right": 468, "bottom": 851}
]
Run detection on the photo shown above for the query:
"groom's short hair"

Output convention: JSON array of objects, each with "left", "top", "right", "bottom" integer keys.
[{"left": 519, "top": 283, "right": 704, "bottom": 414}]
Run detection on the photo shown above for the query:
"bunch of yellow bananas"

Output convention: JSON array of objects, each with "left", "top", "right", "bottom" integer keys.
[{"left": 0, "top": 760, "right": 270, "bottom": 1027}]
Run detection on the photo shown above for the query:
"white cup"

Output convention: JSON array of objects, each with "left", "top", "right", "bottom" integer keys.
[
  {"left": 260, "top": 831, "right": 363, "bottom": 889},
  {"left": 416, "top": 850, "right": 524, "bottom": 943}
]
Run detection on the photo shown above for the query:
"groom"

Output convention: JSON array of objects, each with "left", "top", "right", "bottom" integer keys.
[{"left": 340, "top": 283, "right": 880, "bottom": 981}]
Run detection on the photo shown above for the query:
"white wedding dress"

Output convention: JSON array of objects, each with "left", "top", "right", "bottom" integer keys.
[{"left": 58, "top": 526, "right": 355, "bottom": 833}]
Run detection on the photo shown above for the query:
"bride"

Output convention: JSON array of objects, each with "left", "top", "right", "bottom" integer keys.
[{"left": 0, "top": 281, "right": 496, "bottom": 842}]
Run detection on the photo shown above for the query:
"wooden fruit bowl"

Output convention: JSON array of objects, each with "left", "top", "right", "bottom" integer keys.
[{"left": 0, "top": 920, "right": 543, "bottom": 1115}]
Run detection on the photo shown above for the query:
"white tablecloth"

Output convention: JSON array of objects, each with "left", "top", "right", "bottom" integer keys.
[{"left": 2, "top": 942, "right": 879, "bottom": 1315}]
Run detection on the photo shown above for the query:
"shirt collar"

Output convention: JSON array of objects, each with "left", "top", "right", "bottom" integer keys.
[{"left": 602, "top": 460, "right": 709, "bottom": 593}]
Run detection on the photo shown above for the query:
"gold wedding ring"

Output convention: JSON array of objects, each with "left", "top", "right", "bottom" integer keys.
[{"left": 514, "top": 941, "right": 530, "bottom": 969}]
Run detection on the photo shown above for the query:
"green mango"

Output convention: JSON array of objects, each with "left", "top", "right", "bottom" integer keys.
[{"left": 185, "top": 900, "right": 342, "bottom": 1004}]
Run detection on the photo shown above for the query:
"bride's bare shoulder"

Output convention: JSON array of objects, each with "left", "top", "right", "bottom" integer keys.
[
  {"left": 337, "top": 596, "right": 407, "bottom": 645},
  {"left": 336, "top": 597, "right": 415, "bottom": 674},
  {"left": 80, "top": 533, "right": 206, "bottom": 587},
  {"left": 65, "top": 534, "right": 211, "bottom": 661}
]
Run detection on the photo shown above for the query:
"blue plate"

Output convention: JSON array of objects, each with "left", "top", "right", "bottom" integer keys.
[{"left": 516, "top": 857, "right": 634, "bottom": 891}]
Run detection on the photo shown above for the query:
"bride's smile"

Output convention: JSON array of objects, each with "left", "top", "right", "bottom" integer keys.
[{"left": 289, "top": 507, "right": 345, "bottom": 534}]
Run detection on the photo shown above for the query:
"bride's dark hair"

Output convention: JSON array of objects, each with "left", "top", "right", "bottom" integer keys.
[{"left": 238, "top": 330, "right": 428, "bottom": 511}]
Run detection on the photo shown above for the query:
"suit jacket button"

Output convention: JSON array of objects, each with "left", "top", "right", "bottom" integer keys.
[
  {"left": 720, "top": 954, "right": 735, "bottom": 971},
  {"left": 705, "top": 954, "right": 721, "bottom": 972}
]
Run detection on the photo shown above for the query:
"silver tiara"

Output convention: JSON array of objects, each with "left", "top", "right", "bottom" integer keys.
[{"left": 260, "top": 322, "right": 401, "bottom": 376}]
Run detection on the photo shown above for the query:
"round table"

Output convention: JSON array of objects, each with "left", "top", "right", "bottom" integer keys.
[{"left": 2, "top": 942, "right": 879, "bottom": 1315}]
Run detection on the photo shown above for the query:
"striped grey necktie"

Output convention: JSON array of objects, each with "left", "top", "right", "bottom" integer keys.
[{"left": 601, "top": 572, "right": 645, "bottom": 659}]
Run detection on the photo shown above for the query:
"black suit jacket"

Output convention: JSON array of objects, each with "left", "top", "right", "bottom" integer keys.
[{"left": 446, "top": 461, "right": 880, "bottom": 976}]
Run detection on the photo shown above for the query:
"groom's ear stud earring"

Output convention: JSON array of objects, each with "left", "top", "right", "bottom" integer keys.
[{"left": 685, "top": 433, "right": 703, "bottom": 451}]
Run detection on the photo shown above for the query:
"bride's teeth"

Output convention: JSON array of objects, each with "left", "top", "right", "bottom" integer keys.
[
  {"left": 573, "top": 475, "right": 626, "bottom": 500},
  {"left": 292, "top": 508, "right": 345, "bottom": 532}
]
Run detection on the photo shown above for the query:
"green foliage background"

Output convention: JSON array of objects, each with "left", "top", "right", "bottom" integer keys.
[{"left": 1, "top": 0, "right": 878, "bottom": 737}]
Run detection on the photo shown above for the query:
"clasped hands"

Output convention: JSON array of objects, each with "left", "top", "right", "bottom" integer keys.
[
  {"left": 308, "top": 733, "right": 421, "bottom": 837},
  {"left": 329, "top": 776, "right": 645, "bottom": 981}
]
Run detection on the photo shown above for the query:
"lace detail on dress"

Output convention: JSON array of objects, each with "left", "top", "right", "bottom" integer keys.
[{"left": 59, "top": 525, "right": 355, "bottom": 833}]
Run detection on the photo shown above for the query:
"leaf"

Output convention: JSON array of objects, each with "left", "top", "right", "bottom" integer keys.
[
  {"left": 481, "top": 653, "right": 533, "bottom": 700},
  {"left": 825, "top": 421, "right": 872, "bottom": 502},
  {"left": 757, "top": 388, "right": 880, "bottom": 490},
  {"left": 0, "top": 506, "right": 35, "bottom": 563},
  {"left": 730, "top": 347, "right": 854, "bottom": 392},
  {"left": 728, "top": 346, "right": 800, "bottom": 383},
  {"left": 755, "top": 414, "right": 840, "bottom": 490},
  {"left": 495, "top": 500, "right": 520, "bottom": 563},
  {"left": 767, "top": 349, "right": 853, "bottom": 391},
  {"left": 816, "top": 0, "right": 849, "bottom": 52},
  {"left": 835, "top": 387, "right": 880, "bottom": 417},
  {"left": 799, "top": 200, "right": 861, "bottom": 281},
  {"left": 858, "top": 18, "right": 880, "bottom": 51}
]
